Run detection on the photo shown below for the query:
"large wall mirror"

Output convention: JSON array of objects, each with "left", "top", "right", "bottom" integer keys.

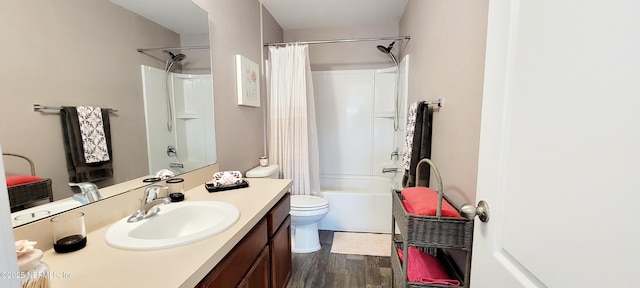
[{"left": 0, "top": 0, "right": 215, "bottom": 227}]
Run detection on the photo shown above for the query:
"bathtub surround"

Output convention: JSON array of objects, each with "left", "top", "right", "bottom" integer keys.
[
  {"left": 267, "top": 44, "right": 320, "bottom": 196},
  {"left": 314, "top": 66, "right": 405, "bottom": 234},
  {"left": 318, "top": 176, "right": 394, "bottom": 233}
]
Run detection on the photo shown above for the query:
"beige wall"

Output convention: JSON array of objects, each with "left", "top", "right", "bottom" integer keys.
[
  {"left": 193, "top": 0, "right": 283, "bottom": 173},
  {"left": 285, "top": 24, "right": 401, "bottom": 70},
  {"left": 400, "top": 0, "right": 489, "bottom": 205},
  {"left": 0, "top": 0, "right": 182, "bottom": 200},
  {"left": 181, "top": 33, "right": 212, "bottom": 74}
]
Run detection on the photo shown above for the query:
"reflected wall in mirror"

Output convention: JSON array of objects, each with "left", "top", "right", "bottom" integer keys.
[{"left": 0, "top": 0, "right": 215, "bottom": 227}]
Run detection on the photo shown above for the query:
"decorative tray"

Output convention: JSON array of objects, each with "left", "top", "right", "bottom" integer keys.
[{"left": 205, "top": 180, "right": 249, "bottom": 192}]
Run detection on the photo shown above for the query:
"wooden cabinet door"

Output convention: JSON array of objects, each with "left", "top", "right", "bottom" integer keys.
[
  {"left": 270, "top": 216, "right": 291, "bottom": 288},
  {"left": 239, "top": 247, "right": 270, "bottom": 288},
  {"left": 198, "top": 219, "right": 268, "bottom": 288}
]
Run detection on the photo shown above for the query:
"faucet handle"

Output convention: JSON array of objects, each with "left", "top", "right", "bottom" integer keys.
[
  {"left": 69, "top": 182, "right": 98, "bottom": 193},
  {"left": 143, "top": 185, "right": 168, "bottom": 203},
  {"left": 69, "top": 182, "right": 101, "bottom": 202}
]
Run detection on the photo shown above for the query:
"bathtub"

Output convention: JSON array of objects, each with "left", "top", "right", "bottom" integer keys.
[{"left": 317, "top": 175, "right": 396, "bottom": 234}]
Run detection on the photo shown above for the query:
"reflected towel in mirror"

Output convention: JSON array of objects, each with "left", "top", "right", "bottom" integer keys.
[
  {"left": 60, "top": 106, "right": 113, "bottom": 182},
  {"left": 76, "top": 106, "right": 110, "bottom": 163}
]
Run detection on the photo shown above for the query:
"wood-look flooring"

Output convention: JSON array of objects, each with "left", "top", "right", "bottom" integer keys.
[{"left": 287, "top": 230, "right": 392, "bottom": 288}]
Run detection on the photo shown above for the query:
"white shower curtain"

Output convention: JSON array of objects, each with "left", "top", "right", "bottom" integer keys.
[{"left": 267, "top": 44, "right": 320, "bottom": 196}]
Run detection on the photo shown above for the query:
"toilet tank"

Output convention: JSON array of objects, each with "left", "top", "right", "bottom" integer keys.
[{"left": 245, "top": 164, "right": 280, "bottom": 179}]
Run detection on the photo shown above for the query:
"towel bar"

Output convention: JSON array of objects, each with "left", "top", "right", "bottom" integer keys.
[
  {"left": 33, "top": 104, "right": 118, "bottom": 113},
  {"left": 423, "top": 98, "right": 444, "bottom": 107}
]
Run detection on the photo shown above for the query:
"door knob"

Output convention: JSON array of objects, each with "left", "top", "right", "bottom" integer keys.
[{"left": 460, "top": 200, "right": 490, "bottom": 222}]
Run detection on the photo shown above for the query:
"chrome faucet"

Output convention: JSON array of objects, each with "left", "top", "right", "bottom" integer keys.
[
  {"left": 127, "top": 185, "right": 170, "bottom": 223},
  {"left": 69, "top": 182, "right": 102, "bottom": 204},
  {"left": 390, "top": 150, "right": 399, "bottom": 160}
]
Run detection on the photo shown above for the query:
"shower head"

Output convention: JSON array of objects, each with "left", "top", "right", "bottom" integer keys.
[
  {"left": 168, "top": 51, "right": 186, "bottom": 62},
  {"left": 377, "top": 42, "right": 398, "bottom": 66},
  {"left": 164, "top": 51, "right": 186, "bottom": 73},
  {"left": 377, "top": 41, "right": 395, "bottom": 54}
]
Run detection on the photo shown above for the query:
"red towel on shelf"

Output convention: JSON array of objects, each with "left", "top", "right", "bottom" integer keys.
[
  {"left": 401, "top": 187, "right": 461, "bottom": 218},
  {"left": 397, "top": 247, "right": 461, "bottom": 286},
  {"left": 402, "top": 200, "right": 415, "bottom": 213},
  {"left": 6, "top": 175, "right": 42, "bottom": 187}
]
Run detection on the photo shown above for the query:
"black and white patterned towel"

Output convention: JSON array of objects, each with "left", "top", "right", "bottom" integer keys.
[
  {"left": 76, "top": 106, "right": 110, "bottom": 163},
  {"left": 402, "top": 102, "right": 420, "bottom": 170}
]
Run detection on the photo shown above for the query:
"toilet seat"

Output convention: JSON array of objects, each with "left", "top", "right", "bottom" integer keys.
[{"left": 291, "top": 195, "right": 329, "bottom": 211}]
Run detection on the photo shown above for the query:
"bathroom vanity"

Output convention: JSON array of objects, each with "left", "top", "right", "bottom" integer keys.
[
  {"left": 198, "top": 193, "right": 291, "bottom": 288},
  {"left": 25, "top": 177, "right": 292, "bottom": 288}
]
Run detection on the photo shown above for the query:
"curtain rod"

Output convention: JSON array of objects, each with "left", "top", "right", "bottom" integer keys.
[
  {"left": 263, "top": 36, "right": 411, "bottom": 47},
  {"left": 136, "top": 45, "right": 210, "bottom": 53},
  {"left": 33, "top": 104, "right": 118, "bottom": 113}
]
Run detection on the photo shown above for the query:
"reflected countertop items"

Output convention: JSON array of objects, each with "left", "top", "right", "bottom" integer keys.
[{"left": 11, "top": 175, "right": 154, "bottom": 228}]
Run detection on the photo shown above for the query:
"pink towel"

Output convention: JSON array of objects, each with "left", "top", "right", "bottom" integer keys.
[
  {"left": 401, "top": 187, "right": 461, "bottom": 218},
  {"left": 397, "top": 247, "right": 461, "bottom": 286},
  {"left": 402, "top": 200, "right": 415, "bottom": 213}
]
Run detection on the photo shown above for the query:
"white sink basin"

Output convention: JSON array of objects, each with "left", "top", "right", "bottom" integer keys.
[{"left": 105, "top": 201, "right": 240, "bottom": 250}]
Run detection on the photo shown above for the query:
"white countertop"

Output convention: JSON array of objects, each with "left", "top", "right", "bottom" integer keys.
[{"left": 41, "top": 178, "right": 292, "bottom": 288}]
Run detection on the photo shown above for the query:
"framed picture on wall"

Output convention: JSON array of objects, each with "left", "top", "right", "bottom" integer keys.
[{"left": 235, "top": 55, "right": 260, "bottom": 107}]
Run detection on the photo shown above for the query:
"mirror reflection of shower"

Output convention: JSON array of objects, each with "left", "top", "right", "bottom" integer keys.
[
  {"left": 164, "top": 50, "right": 187, "bottom": 132},
  {"left": 377, "top": 41, "right": 399, "bottom": 66},
  {"left": 141, "top": 65, "right": 216, "bottom": 175}
]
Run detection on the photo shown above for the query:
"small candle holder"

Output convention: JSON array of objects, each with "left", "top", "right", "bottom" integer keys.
[{"left": 51, "top": 212, "right": 87, "bottom": 253}]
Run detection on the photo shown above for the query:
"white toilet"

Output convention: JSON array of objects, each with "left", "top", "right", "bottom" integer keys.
[
  {"left": 245, "top": 164, "right": 330, "bottom": 253},
  {"left": 289, "top": 195, "right": 329, "bottom": 253}
]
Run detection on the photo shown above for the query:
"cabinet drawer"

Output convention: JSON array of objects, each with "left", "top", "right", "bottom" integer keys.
[
  {"left": 268, "top": 193, "right": 290, "bottom": 236},
  {"left": 198, "top": 219, "right": 268, "bottom": 288}
]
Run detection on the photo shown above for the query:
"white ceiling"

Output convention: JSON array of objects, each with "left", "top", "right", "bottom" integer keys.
[
  {"left": 260, "top": 0, "right": 409, "bottom": 30},
  {"left": 110, "top": 0, "right": 408, "bottom": 34},
  {"left": 109, "top": 0, "right": 209, "bottom": 34}
]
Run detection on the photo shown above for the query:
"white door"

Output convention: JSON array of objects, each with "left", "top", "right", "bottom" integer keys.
[{"left": 471, "top": 0, "right": 640, "bottom": 287}]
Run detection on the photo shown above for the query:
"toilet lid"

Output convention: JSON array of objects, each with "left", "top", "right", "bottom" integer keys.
[{"left": 290, "top": 195, "right": 329, "bottom": 209}]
